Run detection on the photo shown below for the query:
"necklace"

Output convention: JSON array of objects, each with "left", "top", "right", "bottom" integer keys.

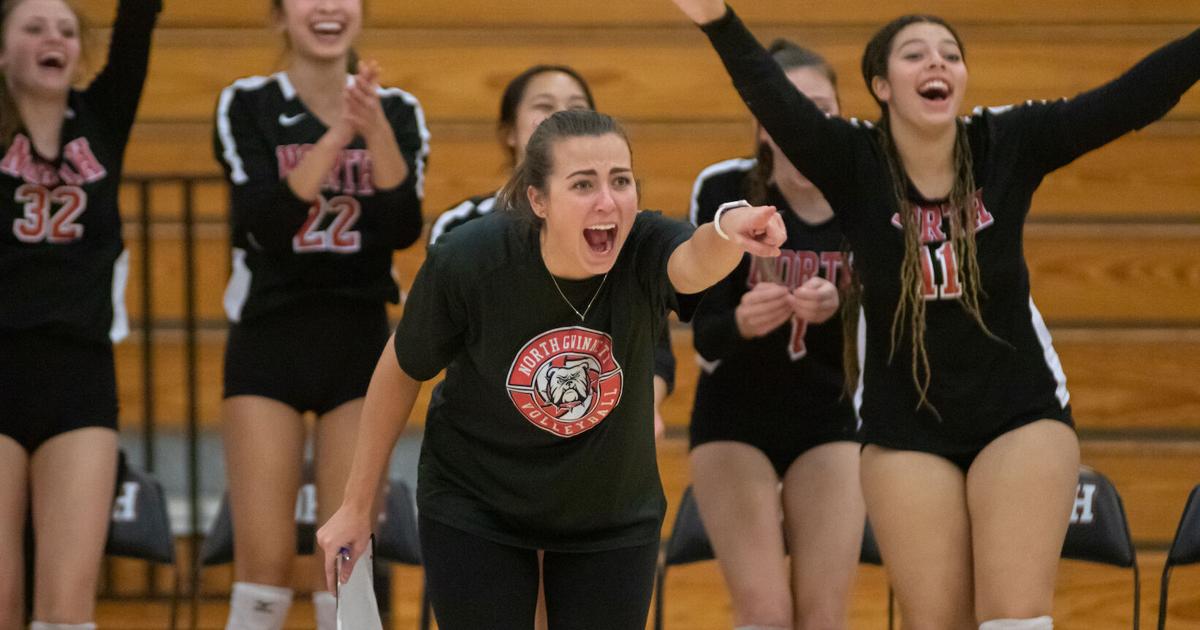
[{"left": 548, "top": 271, "right": 608, "bottom": 322}]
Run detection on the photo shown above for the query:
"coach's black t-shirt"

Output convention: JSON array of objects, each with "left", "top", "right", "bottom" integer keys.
[
  {"left": 430, "top": 191, "right": 678, "bottom": 390},
  {"left": 396, "top": 209, "right": 692, "bottom": 551},
  {"left": 0, "top": 0, "right": 159, "bottom": 344},
  {"left": 213, "top": 72, "right": 428, "bottom": 323},
  {"left": 702, "top": 9, "right": 1200, "bottom": 454},
  {"left": 688, "top": 159, "right": 856, "bottom": 433}
]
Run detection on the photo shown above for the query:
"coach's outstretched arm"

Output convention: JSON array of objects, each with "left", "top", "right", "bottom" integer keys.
[
  {"left": 668, "top": 203, "right": 785, "bottom": 294},
  {"left": 316, "top": 335, "right": 422, "bottom": 591}
]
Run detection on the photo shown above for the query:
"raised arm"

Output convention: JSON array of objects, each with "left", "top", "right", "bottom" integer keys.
[
  {"left": 668, "top": 203, "right": 785, "bottom": 294},
  {"left": 670, "top": 0, "right": 860, "bottom": 194},
  {"left": 1022, "top": 26, "right": 1200, "bottom": 173},
  {"left": 83, "top": 0, "right": 162, "bottom": 141},
  {"left": 316, "top": 336, "right": 421, "bottom": 591}
]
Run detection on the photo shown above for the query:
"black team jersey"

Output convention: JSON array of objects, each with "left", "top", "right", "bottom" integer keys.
[
  {"left": 396, "top": 209, "right": 693, "bottom": 551},
  {"left": 429, "top": 192, "right": 498, "bottom": 246},
  {"left": 688, "top": 159, "right": 855, "bottom": 430},
  {"left": 431, "top": 192, "right": 677, "bottom": 391},
  {"left": 213, "top": 73, "right": 429, "bottom": 323},
  {"left": 700, "top": 9, "right": 1200, "bottom": 454},
  {"left": 0, "top": 0, "right": 160, "bottom": 344}
]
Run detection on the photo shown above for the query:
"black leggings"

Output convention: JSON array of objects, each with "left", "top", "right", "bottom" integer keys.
[{"left": 419, "top": 516, "right": 659, "bottom": 630}]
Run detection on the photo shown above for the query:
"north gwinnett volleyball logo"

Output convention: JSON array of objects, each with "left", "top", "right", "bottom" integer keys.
[{"left": 506, "top": 327, "right": 623, "bottom": 438}]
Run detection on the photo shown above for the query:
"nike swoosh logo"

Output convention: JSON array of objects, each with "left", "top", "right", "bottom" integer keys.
[{"left": 278, "top": 112, "right": 307, "bottom": 127}]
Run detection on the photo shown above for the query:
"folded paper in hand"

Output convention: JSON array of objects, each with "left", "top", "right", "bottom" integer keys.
[{"left": 337, "top": 541, "right": 383, "bottom": 630}]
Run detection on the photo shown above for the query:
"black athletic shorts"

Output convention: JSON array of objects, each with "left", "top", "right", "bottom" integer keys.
[
  {"left": 223, "top": 298, "right": 390, "bottom": 415},
  {"left": 0, "top": 328, "right": 118, "bottom": 453},
  {"left": 865, "top": 403, "right": 1075, "bottom": 474},
  {"left": 689, "top": 403, "right": 859, "bottom": 478}
]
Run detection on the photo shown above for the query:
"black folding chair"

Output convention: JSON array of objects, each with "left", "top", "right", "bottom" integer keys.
[
  {"left": 105, "top": 453, "right": 179, "bottom": 629},
  {"left": 373, "top": 480, "right": 432, "bottom": 630},
  {"left": 1157, "top": 483, "right": 1200, "bottom": 629},
  {"left": 653, "top": 484, "right": 884, "bottom": 629},
  {"left": 1062, "top": 466, "right": 1139, "bottom": 629}
]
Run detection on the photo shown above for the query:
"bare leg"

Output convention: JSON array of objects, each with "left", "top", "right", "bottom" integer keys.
[
  {"left": 0, "top": 436, "right": 29, "bottom": 629},
  {"left": 690, "top": 442, "right": 791, "bottom": 627},
  {"left": 781, "top": 441, "right": 864, "bottom": 630},
  {"left": 223, "top": 396, "right": 306, "bottom": 586},
  {"left": 30, "top": 427, "right": 118, "bottom": 623},
  {"left": 968, "top": 420, "right": 1079, "bottom": 622},
  {"left": 860, "top": 445, "right": 975, "bottom": 630}
]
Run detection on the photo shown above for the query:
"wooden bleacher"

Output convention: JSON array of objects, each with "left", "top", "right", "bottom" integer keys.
[{"left": 82, "top": 0, "right": 1200, "bottom": 626}]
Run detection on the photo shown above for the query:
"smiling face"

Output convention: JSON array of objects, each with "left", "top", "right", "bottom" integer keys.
[
  {"left": 0, "top": 0, "right": 82, "bottom": 99},
  {"left": 760, "top": 65, "right": 840, "bottom": 191},
  {"left": 871, "top": 21, "right": 967, "bottom": 131},
  {"left": 275, "top": 0, "right": 362, "bottom": 64},
  {"left": 528, "top": 133, "right": 638, "bottom": 279},
  {"left": 507, "top": 71, "right": 593, "bottom": 164}
]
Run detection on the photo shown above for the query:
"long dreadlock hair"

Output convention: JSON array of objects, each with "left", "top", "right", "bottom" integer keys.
[{"left": 858, "top": 15, "right": 995, "bottom": 413}]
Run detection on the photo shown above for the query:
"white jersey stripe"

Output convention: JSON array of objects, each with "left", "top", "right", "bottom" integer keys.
[
  {"left": 223, "top": 247, "right": 252, "bottom": 323},
  {"left": 1029, "top": 296, "right": 1070, "bottom": 406},
  {"left": 215, "top": 74, "right": 275, "bottom": 186},
  {"left": 853, "top": 305, "right": 866, "bottom": 423},
  {"left": 378, "top": 86, "right": 431, "bottom": 199},
  {"left": 109, "top": 249, "right": 130, "bottom": 343},
  {"left": 689, "top": 158, "right": 756, "bottom": 226},
  {"left": 429, "top": 195, "right": 498, "bottom": 245}
]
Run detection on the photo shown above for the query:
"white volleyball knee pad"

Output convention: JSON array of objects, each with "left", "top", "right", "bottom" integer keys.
[
  {"left": 30, "top": 623, "right": 97, "bottom": 630},
  {"left": 313, "top": 591, "right": 337, "bottom": 630},
  {"left": 225, "top": 582, "right": 294, "bottom": 630},
  {"left": 979, "top": 616, "right": 1053, "bottom": 630}
]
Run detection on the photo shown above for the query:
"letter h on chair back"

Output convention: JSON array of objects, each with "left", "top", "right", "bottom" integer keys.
[{"left": 1063, "top": 466, "right": 1140, "bottom": 629}]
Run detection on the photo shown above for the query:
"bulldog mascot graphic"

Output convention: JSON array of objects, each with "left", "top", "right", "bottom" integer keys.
[{"left": 506, "top": 327, "right": 624, "bottom": 437}]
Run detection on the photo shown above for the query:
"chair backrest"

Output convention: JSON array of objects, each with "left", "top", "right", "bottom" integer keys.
[
  {"left": 1166, "top": 483, "right": 1200, "bottom": 568},
  {"left": 374, "top": 479, "right": 422, "bottom": 566},
  {"left": 663, "top": 486, "right": 715, "bottom": 566},
  {"left": 860, "top": 519, "right": 883, "bottom": 566},
  {"left": 106, "top": 459, "right": 176, "bottom": 564},
  {"left": 1062, "top": 466, "right": 1136, "bottom": 568}
]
